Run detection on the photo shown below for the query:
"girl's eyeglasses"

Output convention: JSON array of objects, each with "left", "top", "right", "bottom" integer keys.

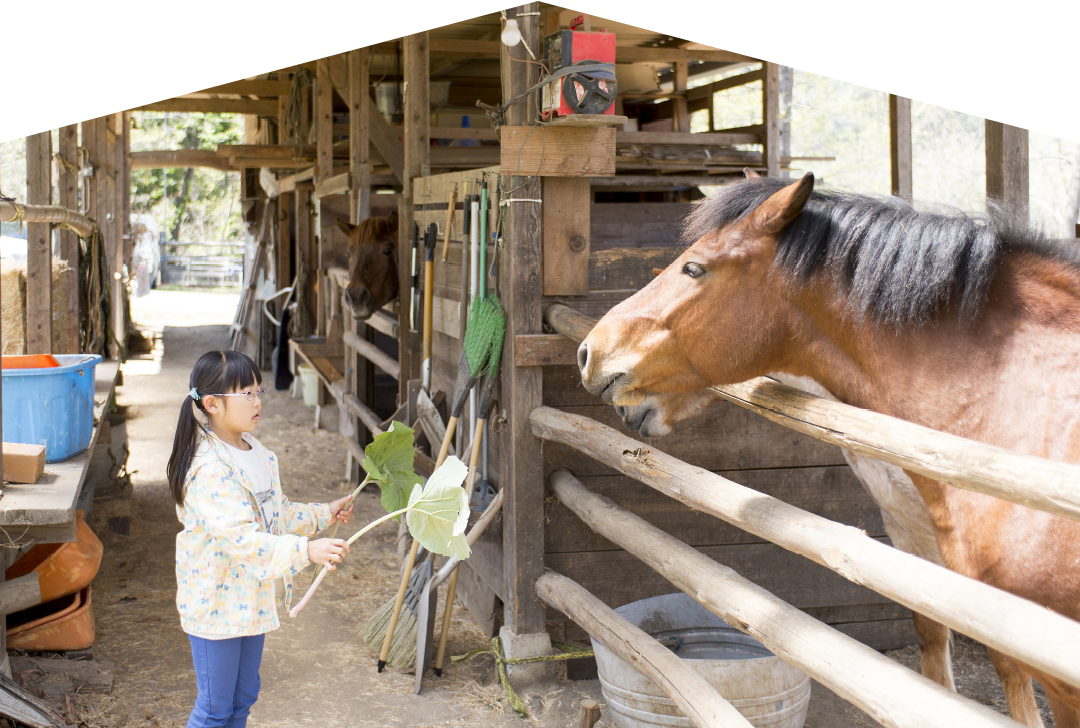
[{"left": 209, "top": 388, "right": 268, "bottom": 402}]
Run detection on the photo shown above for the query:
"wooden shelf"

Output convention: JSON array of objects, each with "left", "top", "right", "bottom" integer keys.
[{"left": 0, "top": 361, "right": 120, "bottom": 544}]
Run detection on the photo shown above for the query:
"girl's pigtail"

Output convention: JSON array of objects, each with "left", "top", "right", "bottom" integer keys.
[{"left": 167, "top": 393, "right": 207, "bottom": 507}]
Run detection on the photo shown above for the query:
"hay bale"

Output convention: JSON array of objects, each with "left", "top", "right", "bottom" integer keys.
[
  {"left": 0, "top": 257, "right": 79, "bottom": 355},
  {"left": 1, "top": 260, "right": 27, "bottom": 355}
]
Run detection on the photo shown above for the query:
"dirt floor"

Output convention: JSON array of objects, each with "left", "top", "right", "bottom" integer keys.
[{"left": 59, "top": 289, "right": 1053, "bottom": 727}]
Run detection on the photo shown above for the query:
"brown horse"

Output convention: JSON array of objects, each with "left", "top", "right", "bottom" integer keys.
[
  {"left": 579, "top": 172, "right": 1080, "bottom": 727},
  {"left": 335, "top": 212, "right": 399, "bottom": 320}
]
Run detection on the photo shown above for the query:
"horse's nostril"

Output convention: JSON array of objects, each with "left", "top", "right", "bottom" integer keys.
[{"left": 577, "top": 342, "right": 589, "bottom": 373}]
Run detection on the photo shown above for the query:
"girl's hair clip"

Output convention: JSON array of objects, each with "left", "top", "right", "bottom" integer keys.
[{"left": 189, "top": 388, "right": 200, "bottom": 401}]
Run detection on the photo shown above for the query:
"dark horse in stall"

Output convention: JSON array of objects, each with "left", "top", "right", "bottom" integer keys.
[
  {"left": 334, "top": 212, "right": 399, "bottom": 320},
  {"left": 577, "top": 172, "right": 1080, "bottom": 728}
]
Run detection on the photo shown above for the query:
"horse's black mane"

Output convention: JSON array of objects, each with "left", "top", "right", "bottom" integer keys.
[{"left": 684, "top": 177, "right": 1079, "bottom": 328}]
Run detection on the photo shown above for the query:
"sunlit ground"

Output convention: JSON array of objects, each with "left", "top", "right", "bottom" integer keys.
[{"left": 125, "top": 289, "right": 240, "bottom": 376}]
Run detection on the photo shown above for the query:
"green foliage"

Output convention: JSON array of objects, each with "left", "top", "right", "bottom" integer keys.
[
  {"left": 405, "top": 457, "right": 471, "bottom": 559},
  {"left": 129, "top": 112, "right": 244, "bottom": 242},
  {"left": 362, "top": 421, "right": 424, "bottom": 518}
]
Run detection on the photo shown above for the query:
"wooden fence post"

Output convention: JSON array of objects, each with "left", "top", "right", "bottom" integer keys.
[
  {"left": 985, "top": 120, "right": 1028, "bottom": 222},
  {"left": 497, "top": 1, "right": 552, "bottom": 690},
  {"left": 673, "top": 61, "right": 690, "bottom": 133},
  {"left": 349, "top": 48, "right": 371, "bottom": 223},
  {"left": 399, "top": 32, "right": 430, "bottom": 401},
  {"left": 58, "top": 124, "right": 80, "bottom": 350},
  {"left": 763, "top": 62, "right": 781, "bottom": 177},
  {"left": 25, "top": 132, "right": 53, "bottom": 355},
  {"left": 890, "top": 95, "right": 913, "bottom": 200}
]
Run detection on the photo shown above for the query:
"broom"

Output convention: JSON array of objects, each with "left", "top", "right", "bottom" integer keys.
[
  {"left": 368, "top": 293, "right": 507, "bottom": 672},
  {"left": 360, "top": 558, "right": 432, "bottom": 669}
]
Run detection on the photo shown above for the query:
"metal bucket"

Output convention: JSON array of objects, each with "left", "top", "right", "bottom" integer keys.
[{"left": 592, "top": 593, "right": 810, "bottom": 728}]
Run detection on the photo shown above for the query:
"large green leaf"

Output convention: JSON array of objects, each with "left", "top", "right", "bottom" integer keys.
[
  {"left": 406, "top": 456, "right": 471, "bottom": 559},
  {"left": 363, "top": 421, "right": 423, "bottom": 517}
]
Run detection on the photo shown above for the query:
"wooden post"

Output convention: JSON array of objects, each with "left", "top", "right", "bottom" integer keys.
[
  {"left": 349, "top": 48, "right": 372, "bottom": 223},
  {"left": 889, "top": 95, "right": 913, "bottom": 200},
  {"left": 277, "top": 191, "right": 292, "bottom": 296},
  {"left": 985, "top": 120, "right": 1029, "bottom": 222},
  {"left": 57, "top": 124, "right": 80, "bottom": 346},
  {"left": 277, "top": 71, "right": 292, "bottom": 144},
  {"left": 121, "top": 112, "right": 131, "bottom": 275},
  {"left": 295, "top": 182, "right": 315, "bottom": 336},
  {"left": 673, "top": 62, "right": 690, "bottom": 133},
  {"left": 542, "top": 177, "right": 590, "bottom": 295},
  {"left": 537, "top": 570, "right": 752, "bottom": 728},
  {"left": 105, "top": 115, "right": 121, "bottom": 358},
  {"left": 316, "top": 59, "right": 334, "bottom": 184},
  {"left": 399, "top": 32, "right": 430, "bottom": 398},
  {"left": 25, "top": 132, "right": 53, "bottom": 355},
  {"left": 762, "top": 62, "right": 781, "bottom": 177},
  {"left": 547, "top": 470, "right": 1016, "bottom": 728},
  {"left": 499, "top": 1, "right": 547, "bottom": 641}
]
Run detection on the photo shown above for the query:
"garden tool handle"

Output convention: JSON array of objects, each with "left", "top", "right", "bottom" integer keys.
[
  {"left": 441, "top": 185, "right": 458, "bottom": 262},
  {"left": 379, "top": 537, "right": 421, "bottom": 671}
]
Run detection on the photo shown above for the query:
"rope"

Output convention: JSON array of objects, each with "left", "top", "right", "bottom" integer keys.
[
  {"left": 53, "top": 153, "right": 79, "bottom": 176},
  {"left": 284, "top": 68, "right": 316, "bottom": 161},
  {"left": 452, "top": 637, "right": 593, "bottom": 718}
]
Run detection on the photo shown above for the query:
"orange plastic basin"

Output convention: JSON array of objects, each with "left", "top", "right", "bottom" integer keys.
[
  {"left": 1, "top": 354, "right": 61, "bottom": 369},
  {"left": 7, "top": 585, "right": 95, "bottom": 652},
  {"left": 6, "top": 510, "right": 102, "bottom": 603}
]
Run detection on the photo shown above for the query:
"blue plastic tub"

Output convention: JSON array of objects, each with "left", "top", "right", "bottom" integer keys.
[{"left": 2, "top": 355, "right": 103, "bottom": 462}]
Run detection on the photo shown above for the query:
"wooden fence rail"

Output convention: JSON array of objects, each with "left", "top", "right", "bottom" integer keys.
[
  {"left": 531, "top": 406, "right": 1080, "bottom": 691},
  {"left": 536, "top": 569, "right": 752, "bottom": 728},
  {"left": 542, "top": 303, "right": 1080, "bottom": 525},
  {"left": 548, "top": 470, "right": 1016, "bottom": 728},
  {"left": 343, "top": 330, "right": 399, "bottom": 381},
  {"left": 0, "top": 201, "right": 95, "bottom": 239}
]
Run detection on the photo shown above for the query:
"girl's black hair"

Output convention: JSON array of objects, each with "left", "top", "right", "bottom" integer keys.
[{"left": 167, "top": 350, "right": 262, "bottom": 506}]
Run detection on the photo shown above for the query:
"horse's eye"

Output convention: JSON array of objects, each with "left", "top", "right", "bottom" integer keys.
[
  {"left": 682, "top": 262, "right": 706, "bottom": 278},
  {"left": 383, "top": 248, "right": 392, "bottom": 256}
]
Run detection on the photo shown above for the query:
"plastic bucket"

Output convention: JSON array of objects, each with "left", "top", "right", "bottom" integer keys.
[
  {"left": 1, "top": 354, "right": 102, "bottom": 462},
  {"left": 592, "top": 593, "right": 811, "bottom": 728},
  {"left": 297, "top": 364, "right": 319, "bottom": 407}
]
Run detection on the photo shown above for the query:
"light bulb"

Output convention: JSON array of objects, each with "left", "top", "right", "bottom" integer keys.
[{"left": 501, "top": 19, "right": 522, "bottom": 47}]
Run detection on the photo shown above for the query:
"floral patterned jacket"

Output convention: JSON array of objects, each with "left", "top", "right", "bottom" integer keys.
[{"left": 175, "top": 430, "right": 332, "bottom": 636}]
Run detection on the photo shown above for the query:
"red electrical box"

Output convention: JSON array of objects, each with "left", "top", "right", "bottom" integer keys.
[{"left": 542, "top": 30, "right": 617, "bottom": 118}]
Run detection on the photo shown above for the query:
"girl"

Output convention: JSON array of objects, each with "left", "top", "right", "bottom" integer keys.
[{"left": 167, "top": 351, "right": 353, "bottom": 728}]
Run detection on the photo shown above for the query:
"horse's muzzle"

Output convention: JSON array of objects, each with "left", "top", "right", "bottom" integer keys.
[{"left": 344, "top": 286, "right": 374, "bottom": 320}]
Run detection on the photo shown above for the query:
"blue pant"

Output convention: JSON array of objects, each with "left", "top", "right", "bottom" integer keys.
[{"left": 187, "top": 634, "right": 265, "bottom": 728}]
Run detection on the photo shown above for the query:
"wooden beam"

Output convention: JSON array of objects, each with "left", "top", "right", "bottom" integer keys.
[
  {"left": 108, "top": 115, "right": 123, "bottom": 357},
  {"left": 536, "top": 570, "right": 752, "bottom": 728},
  {"left": 499, "top": 1, "right": 547, "bottom": 638},
  {"left": 672, "top": 62, "right": 690, "bottom": 133},
  {"left": 295, "top": 182, "right": 315, "bottom": 337},
  {"left": 316, "top": 59, "right": 334, "bottom": 183},
  {"left": 763, "top": 63, "right": 781, "bottom": 177},
  {"left": 57, "top": 124, "right": 79, "bottom": 342},
  {"left": 277, "top": 72, "right": 292, "bottom": 144},
  {"left": 0, "top": 203, "right": 94, "bottom": 240},
  {"left": 368, "top": 96, "right": 405, "bottom": 185},
  {"left": 25, "top": 132, "right": 52, "bottom": 355},
  {"left": 513, "top": 334, "right": 579, "bottom": 366},
  {"left": 135, "top": 98, "right": 278, "bottom": 115},
  {"left": 314, "top": 172, "right": 350, "bottom": 198},
  {"left": 349, "top": 48, "right": 371, "bottom": 223},
  {"left": 343, "top": 330, "right": 399, "bottom": 380},
  {"left": 889, "top": 95, "right": 913, "bottom": 200},
  {"left": 615, "top": 130, "right": 761, "bottom": 146},
  {"left": 500, "top": 126, "right": 615, "bottom": 177},
  {"left": 546, "top": 469, "right": 1016, "bottom": 728},
  {"left": 130, "top": 150, "right": 235, "bottom": 172},
  {"left": 685, "top": 68, "right": 766, "bottom": 102},
  {"left": 542, "top": 177, "right": 590, "bottom": 294},
  {"left": 277, "top": 191, "right": 292, "bottom": 293},
  {"left": 616, "top": 46, "right": 756, "bottom": 64},
  {"left": 400, "top": 31, "right": 430, "bottom": 395},
  {"left": 195, "top": 80, "right": 292, "bottom": 97},
  {"left": 985, "top": 120, "right": 1028, "bottom": 222}
]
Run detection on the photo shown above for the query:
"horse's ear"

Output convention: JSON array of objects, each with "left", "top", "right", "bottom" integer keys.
[
  {"left": 748, "top": 172, "right": 814, "bottom": 235},
  {"left": 651, "top": 268, "right": 664, "bottom": 278},
  {"left": 743, "top": 167, "right": 760, "bottom": 179},
  {"left": 336, "top": 218, "right": 356, "bottom": 237},
  {"left": 387, "top": 210, "right": 399, "bottom": 232}
]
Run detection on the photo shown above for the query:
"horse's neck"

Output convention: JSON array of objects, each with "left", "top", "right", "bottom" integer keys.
[{"left": 780, "top": 251, "right": 1080, "bottom": 446}]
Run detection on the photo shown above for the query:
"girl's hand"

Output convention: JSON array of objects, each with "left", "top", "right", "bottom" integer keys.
[
  {"left": 308, "top": 538, "right": 350, "bottom": 570},
  {"left": 329, "top": 496, "right": 355, "bottom": 524}
]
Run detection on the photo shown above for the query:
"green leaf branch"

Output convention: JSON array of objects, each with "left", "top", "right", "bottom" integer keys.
[{"left": 289, "top": 424, "right": 470, "bottom": 618}]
